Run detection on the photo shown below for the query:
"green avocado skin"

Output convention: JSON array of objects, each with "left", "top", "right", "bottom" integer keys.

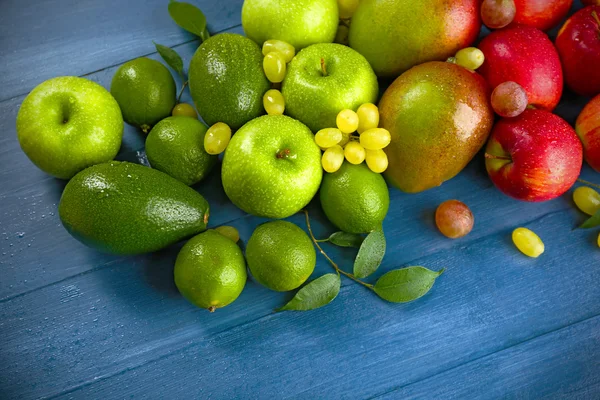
[
  {"left": 189, "top": 33, "right": 270, "bottom": 130},
  {"left": 59, "top": 161, "right": 210, "bottom": 255}
]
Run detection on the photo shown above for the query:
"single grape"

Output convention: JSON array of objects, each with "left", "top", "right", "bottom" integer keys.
[
  {"left": 338, "top": 131, "right": 351, "bottom": 147},
  {"left": 322, "top": 145, "right": 345, "bottom": 173},
  {"left": 455, "top": 47, "right": 485, "bottom": 70},
  {"left": 481, "top": 0, "right": 516, "bottom": 29},
  {"left": 334, "top": 24, "right": 349, "bottom": 46},
  {"left": 336, "top": 109, "right": 359, "bottom": 133},
  {"left": 344, "top": 141, "right": 366, "bottom": 165},
  {"left": 204, "top": 122, "right": 232, "bottom": 155},
  {"left": 263, "top": 89, "right": 285, "bottom": 116},
  {"left": 435, "top": 200, "right": 474, "bottom": 239},
  {"left": 263, "top": 52, "right": 286, "bottom": 83},
  {"left": 215, "top": 226, "right": 240, "bottom": 243},
  {"left": 262, "top": 40, "right": 295, "bottom": 63},
  {"left": 597, "top": 232, "right": 600, "bottom": 248},
  {"left": 357, "top": 103, "right": 379, "bottom": 133},
  {"left": 360, "top": 128, "right": 391, "bottom": 150},
  {"left": 315, "top": 128, "right": 343, "bottom": 149},
  {"left": 365, "top": 149, "right": 388, "bottom": 173},
  {"left": 512, "top": 227, "right": 544, "bottom": 258},
  {"left": 491, "top": 81, "right": 528, "bottom": 118},
  {"left": 573, "top": 186, "right": 600, "bottom": 216},
  {"left": 338, "top": 0, "right": 360, "bottom": 19},
  {"left": 172, "top": 103, "right": 197, "bottom": 118}
]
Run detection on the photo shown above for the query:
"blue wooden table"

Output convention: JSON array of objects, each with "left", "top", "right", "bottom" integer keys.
[{"left": 1, "top": 1, "right": 599, "bottom": 399}]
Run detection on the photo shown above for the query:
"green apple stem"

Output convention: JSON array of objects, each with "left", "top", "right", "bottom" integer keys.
[
  {"left": 177, "top": 81, "right": 188, "bottom": 103},
  {"left": 276, "top": 148, "right": 292, "bottom": 159},
  {"left": 320, "top": 58, "right": 328, "bottom": 77},
  {"left": 577, "top": 179, "right": 600, "bottom": 190},
  {"left": 484, "top": 153, "right": 512, "bottom": 161},
  {"left": 303, "top": 210, "right": 374, "bottom": 290}
]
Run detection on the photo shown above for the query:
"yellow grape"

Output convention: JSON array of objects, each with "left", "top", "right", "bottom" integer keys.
[
  {"left": 455, "top": 47, "right": 485, "bottom": 70},
  {"left": 360, "top": 128, "right": 391, "bottom": 150},
  {"left": 336, "top": 109, "right": 359, "bottom": 134},
  {"left": 365, "top": 149, "right": 388, "bottom": 173},
  {"left": 322, "top": 145, "right": 344, "bottom": 173},
  {"left": 315, "top": 128, "right": 343, "bottom": 149},
  {"left": 263, "top": 89, "right": 285, "bottom": 115},
  {"left": 338, "top": 0, "right": 360, "bottom": 19},
  {"left": 204, "top": 122, "right": 232, "bottom": 155},
  {"left": 344, "top": 141, "right": 366, "bottom": 165},
  {"left": 572, "top": 186, "right": 600, "bottom": 216},
  {"left": 215, "top": 226, "right": 240, "bottom": 243},
  {"left": 512, "top": 227, "right": 544, "bottom": 258},
  {"left": 172, "top": 103, "right": 197, "bottom": 118},
  {"left": 263, "top": 52, "right": 286, "bottom": 83},
  {"left": 262, "top": 40, "right": 295, "bottom": 63},
  {"left": 338, "top": 131, "right": 351, "bottom": 147},
  {"left": 357, "top": 103, "right": 379, "bottom": 133}
]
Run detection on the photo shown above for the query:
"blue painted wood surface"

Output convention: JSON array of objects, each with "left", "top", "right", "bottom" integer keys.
[{"left": 1, "top": 1, "right": 599, "bottom": 399}]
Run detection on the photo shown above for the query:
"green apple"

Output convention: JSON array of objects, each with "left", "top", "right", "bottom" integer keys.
[
  {"left": 16, "top": 76, "right": 123, "bottom": 179},
  {"left": 241, "top": 0, "right": 338, "bottom": 50},
  {"left": 282, "top": 43, "right": 378, "bottom": 132},
  {"left": 221, "top": 115, "right": 322, "bottom": 219}
]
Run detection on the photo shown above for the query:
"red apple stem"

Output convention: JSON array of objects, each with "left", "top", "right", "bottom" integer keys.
[
  {"left": 592, "top": 11, "right": 600, "bottom": 38},
  {"left": 577, "top": 179, "right": 600, "bottom": 191},
  {"left": 320, "top": 58, "right": 328, "bottom": 77},
  {"left": 484, "top": 153, "right": 512, "bottom": 161}
]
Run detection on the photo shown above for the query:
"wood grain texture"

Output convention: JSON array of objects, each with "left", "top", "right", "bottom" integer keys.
[{"left": 1, "top": 1, "right": 599, "bottom": 399}]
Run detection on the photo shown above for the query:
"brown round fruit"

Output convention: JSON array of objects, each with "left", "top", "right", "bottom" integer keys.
[{"left": 435, "top": 200, "right": 474, "bottom": 239}]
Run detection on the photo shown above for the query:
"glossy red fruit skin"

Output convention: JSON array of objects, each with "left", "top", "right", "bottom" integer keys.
[
  {"left": 485, "top": 109, "right": 583, "bottom": 202},
  {"left": 576, "top": 94, "right": 600, "bottom": 172},
  {"left": 478, "top": 25, "right": 563, "bottom": 111},
  {"left": 511, "top": 0, "right": 573, "bottom": 31},
  {"left": 555, "top": 6, "right": 600, "bottom": 97},
  {"left": 582, "top": 0, "right": 600, "bottom": 6}
]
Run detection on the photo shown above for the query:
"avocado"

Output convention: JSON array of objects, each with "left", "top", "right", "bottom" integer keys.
[
  {"left": 59, "top": 161, "right": 209, "bottom": 255},
  {"left": 188, "top": 33, "right": 270, "bottom": 130}
]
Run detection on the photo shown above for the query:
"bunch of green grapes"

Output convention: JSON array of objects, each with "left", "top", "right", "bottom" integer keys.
[{"left": 261, "top": 40, "right": 295, "bottom": 116}]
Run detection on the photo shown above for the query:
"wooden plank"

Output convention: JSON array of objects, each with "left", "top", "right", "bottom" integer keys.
[
  {"left": 0, "top": 0, "right": 242, "bottom": 102},
  {"left": 1, "top": 206, "right": 598, "bottom": 399}
]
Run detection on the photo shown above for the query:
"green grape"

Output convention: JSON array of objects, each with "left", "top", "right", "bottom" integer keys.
[
  {"left": 435, "top": 200, "right": 474, "bottom": 239},
  {"left": 360, "top": 128, "right": 391, "bottom": 150},
  {"left": 455, "top": 47, "right": 485, "bottom": 70},
  {"left": 315, "top": 128, "right": 343, "bottom": 149},
  {"left": 336, "top": 109, "right": 359, "bottom": 134},
  {"left": 344, "top": 141, "right": 366, "bottom": 165},
  {"left": 573, "top": 186, "right": 600, "bottom": 216},
  {"left": 357, "top": 103, "right": 379, "bottom": 133},
  {"left": 263, "top": 89, "right": 285, "bottom": 116},
  {"left": 215, "top": 226, "right": 240, "bottom": 243},
  {"left": 365, "top": 149, "right": 388, "bottom": 173},
  {"left": 263, "top": 52, "right": 286, "bottom": 83},
  {"left": 204, "top": 122, "right": 232, "bottom": 155},
  {"left": 172, "top": 103, "right": 197, "bottom": 118},
  {"left": 512, "top": 227, "right": 544, "bottom": 258},
  {"left": 262, "top": 40, "right": 295, "bottom": 63},
  {"left": 322, "top": 145, "right": 344, "bottom": 173},
  {"left": 597, "top": 232, "right": 600, "bottom": 248},
  {"left": 338, "top": 131, "right": 351, "bottom": 147},
  {"left": 338, "top": 0, "right": 360, "bottom": 19},
  {"left": 334, "top": 24, "right": 349, "bottom": 46}
]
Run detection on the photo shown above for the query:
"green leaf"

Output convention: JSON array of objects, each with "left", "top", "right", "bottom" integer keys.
[
  {"left": 168, "top": 1, "right": 210, "bottom": 41},
  {"left": 353, "top": 230, "right": 386, "bottom": 278},
  {"left": 328, "top": 231, "right": 364, "bottom": 248},
  {"left": 153, "top": 42, "right": 184, "bottom": 78},
  {"left": 374, "top": 266, "right": 445, "bottom": 303},
  {"left": 277, "top": 274, "right": 341, "bottom": 311},
  {"left": 579, "top": 209, "right": 600, "bottom": 229}
]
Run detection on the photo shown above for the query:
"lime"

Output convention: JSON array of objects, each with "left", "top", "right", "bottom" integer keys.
[
  {"left": 174, "top": 230, "right": 247, "bottom": 311},
  {"left": 110, "top": 57, "right": 176, "bottom": 133},
  {"left": 246, "top": 221, "right": 316, "bottom": 292}
]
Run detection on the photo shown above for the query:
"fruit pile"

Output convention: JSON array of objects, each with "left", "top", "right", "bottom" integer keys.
[{"left": 14, "top": 0, "right": 600, "bottom": 313}]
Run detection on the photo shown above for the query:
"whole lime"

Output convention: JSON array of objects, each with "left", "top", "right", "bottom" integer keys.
[
  {"left": 145, "top": 116, "right": 216, "bottom": 186},
  {"left": 320, "top": 162, "right": 389, "bottom": 233},
  {"left": 174, "top": 230, "right": 247, "bottom": 311},
  {"left": 110, "top": 57, "right": 176, "bottom": 133},
  {"left": 16, "top": 76, "right": 123, "bottom": 179},
  {"left": 246, "top": 221, "right": 316, "bottom": 292}
]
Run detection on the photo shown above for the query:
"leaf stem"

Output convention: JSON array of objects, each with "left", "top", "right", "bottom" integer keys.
[
  {"left": 315, "top": 238, "right": 330, "bottom": 243},
  {"left": 303, "top": 210, "right": 374, "bottom": 290},
  {"left": 177, "top": 80, "right": 188, "bottom": 103},
  {"left": 578, "top": 179, "right": 600, "bottom": 190}
]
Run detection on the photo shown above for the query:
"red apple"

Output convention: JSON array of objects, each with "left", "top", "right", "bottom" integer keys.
[
  {"left": 478, "top": 25, "right": 563, "bottom": 111},
  {"left": 485, "top": 109, "right": 583, "bottom": 202},
  {"left": 582, "top": 0, "right": 600, "bottom": 6},
  {"left": 576, "top": 94, "right": 600, "bottom": 172},
  {"left": 555, "top": 6, "right": 600, "bottom": 97},
  {"left": 511, "top": 0, "right": 573, "bottom": 31}
]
